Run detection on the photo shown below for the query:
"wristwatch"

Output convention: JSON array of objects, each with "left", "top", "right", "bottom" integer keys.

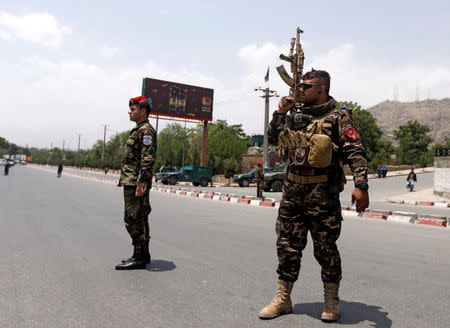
[{"left": 355, "top": 183, "right": 369, "bottom": 191}]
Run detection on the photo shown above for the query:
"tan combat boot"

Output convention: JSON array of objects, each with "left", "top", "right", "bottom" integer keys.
[
  {"left": 259, "top": 279, "right": 294, "bottom": 319},
  {"left": 321, "top": 282, "right": 340, "bottom": 322}
]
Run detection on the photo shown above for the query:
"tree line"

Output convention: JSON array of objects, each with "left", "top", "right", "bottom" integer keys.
[{"left": 1, "top": 102, "right": 448, "bottom": 173}]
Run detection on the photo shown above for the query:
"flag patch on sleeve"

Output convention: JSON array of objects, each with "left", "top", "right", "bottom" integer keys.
[
  {"left": 344, "top": 127, "right": 358, "bottom": 141},
  {"left": 143, "top": 135, "right": 153, "bottom": 145}
]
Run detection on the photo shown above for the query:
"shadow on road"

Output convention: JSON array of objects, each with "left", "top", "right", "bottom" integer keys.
[
  {"left": 293, "top": 300, "right": 392, "bottom": 327},
  {"left": 147, "top": 259, "right": 176, "bottom": 272}
]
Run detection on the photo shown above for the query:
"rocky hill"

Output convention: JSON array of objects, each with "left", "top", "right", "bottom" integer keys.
[{"left": 366, "top": 98, "right": 450, "bottom": 144}]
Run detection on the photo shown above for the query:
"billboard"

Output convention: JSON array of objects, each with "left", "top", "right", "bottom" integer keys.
[{"left": 142, "top": 78, "right": 213, "bottom": 121}]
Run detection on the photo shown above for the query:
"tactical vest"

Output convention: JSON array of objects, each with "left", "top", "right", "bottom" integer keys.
[
  {"left": 278, "top": 115, "right": 336, "bottom": 167},
  {"left": 278, "top": 114, "right": 344, "bottom": 187}
]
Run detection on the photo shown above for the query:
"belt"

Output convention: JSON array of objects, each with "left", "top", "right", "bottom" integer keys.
[{"left": 287, "top": 172, "right": 328, "bottom": 184}]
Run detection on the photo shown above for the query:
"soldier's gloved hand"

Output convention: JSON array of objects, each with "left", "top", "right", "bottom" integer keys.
[
  {"left": 135, "top": 182, "right": 146, "bottom": 197},
  {"left": 278, "top": 96, "right": 295, "bottom": 114},
  {"left": 351, "top": 188, "right": 369, "bottom": 213}
]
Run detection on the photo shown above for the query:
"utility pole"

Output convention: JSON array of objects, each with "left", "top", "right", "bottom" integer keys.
[
  {"left": 255, "top": 87, "right": 279, "bottom": 168},
  {"left": 62, "top": 140, "right": 65, "bottom": 163},
  {"left": 182, "top": 119, "right": 187, "bottom": 168},
  {"left": 102, "top": 125, "right": 108, "bottom": 167},
  {"left": 77, "top": 134, "right": 81, "bottom": 167}
]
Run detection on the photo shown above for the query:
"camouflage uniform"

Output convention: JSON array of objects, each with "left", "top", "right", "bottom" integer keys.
[
  {"left": 267, "top": 96, "right": 368, "bottom": 283},
  {"left": 118, "top": 119, "right": 157, "bottom": 246},
  {"left": 256, "top": 165, "right": 264, "bottom": 198}
]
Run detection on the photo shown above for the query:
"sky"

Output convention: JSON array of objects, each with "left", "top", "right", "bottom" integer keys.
[{"left": 1, "top": 0, "right": 449, "bottom": 150}]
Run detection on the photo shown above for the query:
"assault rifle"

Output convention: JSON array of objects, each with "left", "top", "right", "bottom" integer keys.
[{"left": 276, "top": 27, "right": 305, "bottom": 109}]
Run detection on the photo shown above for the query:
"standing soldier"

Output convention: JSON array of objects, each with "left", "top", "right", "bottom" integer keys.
[
  {"left": 255, "top": 162, "right": 264, "bottom": 198},
  {"left": 259, "top": 70, "right": 369, "bottom": 321},
  {"left": 115, "top": 96, "right": 157, "bottom": 270}
]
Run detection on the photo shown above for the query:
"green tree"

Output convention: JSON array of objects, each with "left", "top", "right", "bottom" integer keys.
[
  {"left": 223, "top": 158, "right": 238, "bottom": 185},
  {"left": 154, "top": 123, "right": 189, "bottom": 171},
  {"left": 202, "top": 120, "right": 251, "bottom": 174},
  {"left": 336, "top": 101, "right": 387, "bottom": 169},
  {"left": 394, "top": 120, "right": 432, "bottom": 166}
]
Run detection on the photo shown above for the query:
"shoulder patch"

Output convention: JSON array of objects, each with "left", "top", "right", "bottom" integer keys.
[
  {"left": 143, "top": 135, "right": 153, "bottom": 146},
  {"left": 344, "top": 127, "right": 358, "bottom": 141}
]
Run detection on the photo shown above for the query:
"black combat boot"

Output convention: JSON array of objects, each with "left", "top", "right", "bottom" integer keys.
[
  {"left": 121, "top": 246, "right": 137, "bottom": 263},
  {"left": 115, "top": 244, "right": 148, "bottom": 270},
  {"left": 143, "top": 239, "right": 151, "bottom": 265}
]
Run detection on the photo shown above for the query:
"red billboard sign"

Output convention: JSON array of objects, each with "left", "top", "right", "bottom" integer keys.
[{"left": 142, "top": 78, "right": 213, "bottom": 121}]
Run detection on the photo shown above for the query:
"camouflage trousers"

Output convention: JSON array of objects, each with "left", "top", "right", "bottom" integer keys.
[
  {"left": 123, "top": 186, "right": 151, "bottom": 246},
  {"left": 276, "top": 180, "right": 342, "bottom": 283},
  {"left": 256, "top": 181, "right": 263, "bottom": 198}
]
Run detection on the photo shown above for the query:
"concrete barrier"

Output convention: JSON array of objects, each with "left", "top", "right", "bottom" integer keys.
[
  {"left": 368, "top": 209, "right": 392, "bottom": 216},
  {"left": 342, "top": 210, "right": 359, "bottom": 217},
  {"left": 394, "top": 211, "right": 418, "bottom": 219},
  {"left": 418, "top": 201, "right": 434, "bottom": 206},
  {"left": 220, "top": 196, "right": 230, "bottom": 201},
  {"left": 434, "top": 202, "right": 449, "bottom": 207},
  {"left": 238, "top": 199, "right": 251, "bottom": 204},
  {"left": 416, "top": 218, "right": 447, "bottom": 227},
  {"left": 229, "top": 197, "right": 239, "bottom": 203},
  {"left": 363, "top": 212, "right": 387, "bottom": 220},
  {"left": 261, "top": 201, "right": 275, "bottom": 207},
  {"left": 274, "top": 202, "right": 280, "bottom": 209},
  {"left": 387, "top": 215, "right": 415, "bottom": 224},
  {"left": 250, "top": 199, "right": 261, "bottom": 206},
  {"left": 404, "top": 200, "right": 418, "bottom": 205},
  {"left": 212, "top": 195, "right": 221, "bottom": 201}
]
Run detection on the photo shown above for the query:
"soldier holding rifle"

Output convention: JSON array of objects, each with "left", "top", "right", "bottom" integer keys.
[{"left": 259, "top": 28, "right": 369, "bottom": 322}]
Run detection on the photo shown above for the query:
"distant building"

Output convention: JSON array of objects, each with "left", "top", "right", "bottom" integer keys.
[{"left": 251, "top": 135, "right": 264, "bottom": 147}]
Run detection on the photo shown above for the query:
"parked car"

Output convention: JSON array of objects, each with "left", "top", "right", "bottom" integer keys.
[
  {"left": 155, "top": 165, "right": 178, "bottom": 182},
  {"left": 263, "top": 163, "right": 286, "bottom": 192},
  {"left": 233, "top": 167, "right": 272, "bottom": 187},
  {"left": 162, "top": 165, "right": 213, "bottom": 187},
  {"left": 0, "top": 159, "right": 7, "bottom": 166}
]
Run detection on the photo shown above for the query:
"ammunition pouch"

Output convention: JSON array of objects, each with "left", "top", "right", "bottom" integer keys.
[{"left": 308, "top": 134, "right": 333, "bottom": 168}]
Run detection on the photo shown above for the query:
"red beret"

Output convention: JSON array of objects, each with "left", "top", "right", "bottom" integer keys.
[
  {"left": 129, "top": 96, "right": 147, "bottom": 106},
  {"left": 257, "top": 162, "right": 262, "bottom": 166}
]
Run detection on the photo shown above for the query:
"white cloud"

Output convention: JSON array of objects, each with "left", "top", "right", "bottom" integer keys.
[
  {"left": 0, "top": 57, "right": 226, "bottom": 149},
  {"left": 0, "top": 11, "right": 71, "bottom": 48},
  {"left": 308, "top": 43, "right": 450, "bottom": 107},
  {"left": 0, "top": 29, "right": 11, "bottom": 40},
  {"left": 0, "top": 41, "right": 449, "bottom": 149},
  {"left": 99, "top": 45, "right": 120, "bottom": 57}
]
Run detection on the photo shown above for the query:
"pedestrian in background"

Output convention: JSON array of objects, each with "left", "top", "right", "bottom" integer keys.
[
  {"left": 256, "top": 162, "right": 264, "bottom": 198},
  {"left": 57, "top": 162, "right": 63, "bottom": 177},
  {"left": 115, "top": 96, "right": 157, "bottom": 270},
  {"left": 4, "top": 161, "right": 10, "bottom": 176}
]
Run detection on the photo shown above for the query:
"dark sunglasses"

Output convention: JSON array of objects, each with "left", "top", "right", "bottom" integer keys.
[{"left": 299, "top": 83, "right": 322, "bottom": 90}]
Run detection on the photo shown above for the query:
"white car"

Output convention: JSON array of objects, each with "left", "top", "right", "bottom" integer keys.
[{"left": 0, "top": 159, "right": 7, "bottom": 166}]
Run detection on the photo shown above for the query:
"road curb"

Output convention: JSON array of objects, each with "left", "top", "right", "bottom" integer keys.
[{"left": 28, "top": 166, "right": 449, "bottom": 230}]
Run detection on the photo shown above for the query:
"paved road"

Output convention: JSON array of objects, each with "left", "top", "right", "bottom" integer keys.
[
  {"left": 26, "top": 165, "right": 450, "bottom": 218},
  {"left": 1, "top": 166, "right": 450, "bottom": 327}
]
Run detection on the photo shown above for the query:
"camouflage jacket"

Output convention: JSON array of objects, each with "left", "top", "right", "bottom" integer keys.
[
  {"left": 267, "top": 96, "right": 368, "bottom": 189},
  {"left": 255, "top": 166, "right": 264, "bottom": 182},
  {"left": 119, "top": 119, "right": 157, "bottom": 186}
]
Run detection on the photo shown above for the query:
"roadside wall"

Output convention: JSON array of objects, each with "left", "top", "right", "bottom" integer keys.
[{"left": 434, "top": 156, "right": 450, "bottom": 198}]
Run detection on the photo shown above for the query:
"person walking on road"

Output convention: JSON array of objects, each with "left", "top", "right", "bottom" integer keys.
[
  {"left": 260, "top": 70, "right": 369, "bottom": 322},
  {"left": 4, "top": 161, "right": 10, "bottom": 176},
  {"left": 115, "top": 96, "right": 157, "bottom": 270},
  {"left": 57, "top": 162, "right": 63, "bottom": 177},
  {"left": 406, "top": 168, "right": 417, "bottom": 191},
  {"left": 256, "top": 162, "right": 264, "bottom": 198}
]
